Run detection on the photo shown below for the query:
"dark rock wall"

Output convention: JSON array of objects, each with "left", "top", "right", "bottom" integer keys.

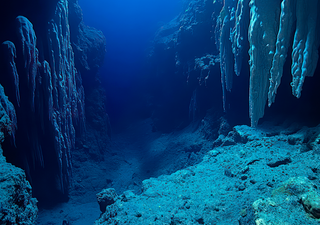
[
  {"left": 0, "top": 151, "right": 38, "bottom": 225},
  {"left": 0, "top": 82, "right": 37, "bottom": 224},
  {"left": 0, "top": 0, "right": 107, "bottom": 206},
  {"left": 148, "top": 0, "right": 320, "bottom": 132},
  {"left": 69, "top": 0, "right": 111, "bottom": 161},
  {"left": 147, "top": 0, "right": 228, "bottom": 132}
]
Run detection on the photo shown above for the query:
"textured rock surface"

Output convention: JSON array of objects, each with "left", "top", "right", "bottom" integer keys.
[
  {"left": 2, "top": 6, "right": 86, "bottom": 201},
  {"left": 0, "top": 154, "right": 38, "bottom": 225},
  {"left": 253, "top": 177, "right": 320, "bottom": 224},
  {"left": 248, "top": 0, "right": 320, "bottom": 126},
  {"left": 0, "top": 86, "right": 17, "bottom": 140},
  {"left": 0, "top": 84, "right": 37, "bottom": 224},
  {"left": 148, "top": 0, "right": 226, "bottom": 132},
  {"left": 96, "top": 188, "right": 118, "bottom": 213},
  {"left": 248, "top": 0, "right": 281, "bottom": 127},
  {"left": 69, "top": 0, "right": 110, "bottom": 169},
  {"left": 0, "top": 0, "right": 107, "bottom": 204},
  {"left": 1, "top": 41, "right": 20, "bottom": 107},
  {"left": 149, "top": 0, "right": 320, "bottom": 128},
  {"left": 94, "top": 123, "right": 320, "bottom": 224}
]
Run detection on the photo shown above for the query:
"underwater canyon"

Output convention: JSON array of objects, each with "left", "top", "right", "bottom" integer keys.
[{"left": 0, "top": 0, "right": 320, "bottom": 224}]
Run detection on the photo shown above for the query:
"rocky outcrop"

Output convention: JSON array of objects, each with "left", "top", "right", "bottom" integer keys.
[
  {"left": 96, "top": 188, "right": 118, "bottom": 213},
  {"left": 94, "top": 122, "right": 320, "bottom": 224},
  {"left": 0, "top": 154, "right": 38, "bottom": 225},
  {"left": 147, "top": 0, "right": 247, "bottom": 132},
  {"left": 68, "top": 0, "right": 110, "bottom": 164},
  {"left": 0, "top": 0, "right": 107, "bottom": 205},
  {"left": 68, "top": 0, "right": 110, "bottom": 165},
  {"left": 148, "top": 0, "right": 320, "bottom": 130},
  {"left": 0, "top": 84, "right": 37, "bottom": 224},
  {"left": 1, "top": 5, "right": 86, "bottom": 201},
  {"left": 253, "top": 177, "right": 320, "bottom": 224}
]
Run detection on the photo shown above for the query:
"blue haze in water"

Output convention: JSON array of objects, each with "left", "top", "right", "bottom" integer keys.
[{"left": 79, "top": 0, "right": 183, "bottom": 129}]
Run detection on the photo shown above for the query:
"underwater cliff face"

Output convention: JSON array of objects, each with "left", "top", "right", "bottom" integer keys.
[
  {"left": 148, "top": 0, "right": 320, "bottom": 131},
  {"left": 0, "top": 0, "right": 107, "bottom": 206}
]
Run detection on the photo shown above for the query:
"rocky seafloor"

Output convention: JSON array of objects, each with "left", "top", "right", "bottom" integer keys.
[{"left": 93, "top": 121, "right": 320, "bottom": 225}]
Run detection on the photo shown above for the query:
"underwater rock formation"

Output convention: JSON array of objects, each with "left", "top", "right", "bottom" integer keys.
[
  {"left": 16, "top": 16, "right": 39, "bottom": 109},
  {"left": 148, "top": 0, "right": 251, "bottom": 130},
  {"left": 0, "top": 85, "right": 16, "bottom": 142},
  {"left": 0, "top": 0, "right": 107, "bottom": 204},
  {"left": 1, "top": 41, "right": 20, "bottom": 107},
  {"left": 0, "top": 84, "right": 37, "bottom": 224},
  {"left": 247, "top": 0, "right": 281, "bottom": 127},
  {"left": 94, "top": 123, "right": 320, "bottom": 224},
  {"left": 0, "top": 153, "right": 38, "bottom": 225},
  {"left": 10, "top": 6, "right": 85, "bottom": 197},
  {"left": 218, "top": 0, "right": 320, "bottom": 127},
  {"left": 232, "top": 0, "right": 250, "bottom": 77},
  {"left": 0, "top": 154, "right": 38, "bottom": 224},
  {"left": 269, "top": 0, "right": 320, "bottom": 102},
  {"left": 148, "top": 0, "right": 225, "bottom": 132},
  {"left": 150, "top": 0, "right": 320, "bottom": 128},
  {"left": 96, "top": 188, "right": 118, "bottom": 213},
  {"left": 46, "top": 0, "right": 86, "bottom": 194},
  {"left": 216, "top": 0, "right": 235, "bottom": 111},
  {"left": 253, "top": 177, "right": 320, "bottom": 224},
  {"left": 0, "top": 0, "right": 107, "bottom": 205},
  {"left": 249, "top": 0, "right": 320, "bottom": 127},
  {"left": 215, "top": 0, "right": 249, "bottom": 110},
  {"left": 68, "top": 0, "right": 110, "bottom": 163}
]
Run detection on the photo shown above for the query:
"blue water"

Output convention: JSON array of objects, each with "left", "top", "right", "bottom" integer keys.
[{"left": 79, "top": 0, "right": 184, "bottom": 128}]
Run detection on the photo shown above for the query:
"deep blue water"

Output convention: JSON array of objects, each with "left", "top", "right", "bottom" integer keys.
[{"left": 79, "top": 0, "right": 184, "bottom": 128}]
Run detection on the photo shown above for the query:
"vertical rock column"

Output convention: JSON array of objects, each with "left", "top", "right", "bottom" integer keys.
[
  {"left": 248, "top": 0, "right": 320, "bottom": 126},
  {"left": 46, "top": 0, "right": 85, "bottom": 193},
  {"left": 248, "top": 0, "right": 280, "bottom": 127},
  {"left": 2, "top": 0, "right": 86, "bottom": 198},
  {"left": 215, "top": 0, "right": 249, "bottom": 111},
  {"left": 1, "top": 41, "right": 20, "bottom": 108},
  {"left": 216, "top": 0, "right": 237, "bottom": 111}
]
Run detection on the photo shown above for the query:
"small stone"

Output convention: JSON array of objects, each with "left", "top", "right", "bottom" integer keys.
[{"left": 96, "top": 188, "right": 118, "bottom": 213}]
